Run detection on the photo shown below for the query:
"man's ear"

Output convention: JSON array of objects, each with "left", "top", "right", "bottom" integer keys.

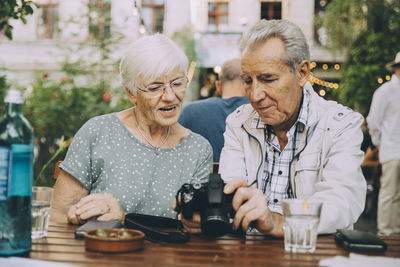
[
  {"left": 215, "top": 80, "right": 222, "bottom": 97},
  {"left": 296, "top": 60, "right": 310, "bottom": 87},
  {"left": 125, "top": 87, "right": 137, "bottom": 105}
]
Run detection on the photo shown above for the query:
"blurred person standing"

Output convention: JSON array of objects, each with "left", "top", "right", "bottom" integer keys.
[
  {"left": 367, "top": 51, "right": 400, "bottom": 235},
  {"left": 179, "top": 58, "right": 249, "bottom": 162}
]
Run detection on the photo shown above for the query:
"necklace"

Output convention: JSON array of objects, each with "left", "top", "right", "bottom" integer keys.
[{"left": 133, "top": 109, "right": 170, "bottom": 155}]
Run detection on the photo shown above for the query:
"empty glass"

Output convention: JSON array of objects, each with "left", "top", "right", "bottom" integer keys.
[
  {"left": 282, "top": 199, "right": 322, "bottom": 253},
  {"left": 31, "top": 186, "right": 54, "bottom": 239}
]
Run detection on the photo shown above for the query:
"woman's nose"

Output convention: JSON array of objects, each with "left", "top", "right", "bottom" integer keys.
[{"left": 161, "top": 86, "right": 176, "bottom": 100}]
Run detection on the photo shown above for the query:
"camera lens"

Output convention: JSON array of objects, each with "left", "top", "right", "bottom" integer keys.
[{"left": 201, "top": 209, "right": 230, "bottom": 237}]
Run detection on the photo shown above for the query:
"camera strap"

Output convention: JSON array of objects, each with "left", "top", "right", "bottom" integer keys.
[{"left": 124, "top": 213, "right": 189, "bottom": 244}]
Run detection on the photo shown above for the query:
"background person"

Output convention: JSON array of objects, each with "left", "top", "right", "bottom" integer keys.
[
  {"left": 366, "top": 51, "right": 400, "bottom": 235},
  {"left": 51, "top": 34, "right": 213, "bottom": 224},
  {"left": 360, "top": 120, "right": 380, "bottom": 220},
  {"left": 215, "top": 19, "right": 366, "bottom": 236},
  {"left": 179, "top": 58, "right": 248, "bottom": 162}
]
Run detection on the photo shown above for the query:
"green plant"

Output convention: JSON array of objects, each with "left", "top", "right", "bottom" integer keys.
[
  {"left": 22, "top": 17, "right": 131, "bottom": 185},
  {"left": 321, "top": 0, "right": 400, "bottom": 115},
  {"left": 34, "top": 135, "right": 72, "bottom": 186},
  {"left": 0, "top": 0, "right": 36, "bottom": 39},
  {"left": 171, "top": 26, "right": 197, "bottom": 63},
  {"left": 24, "top": 64, "right": 130, "bottom": 186},
  {"left": 0, "top": 75, "right": 9, "bottom": 115}
]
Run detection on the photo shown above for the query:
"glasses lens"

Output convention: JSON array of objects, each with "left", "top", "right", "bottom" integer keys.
[
  {"left": 171, "top": 78, "right": 187, "bottom": 92},
  {"left": 145, "top": 85, "right": 164, "bottom": 97}
]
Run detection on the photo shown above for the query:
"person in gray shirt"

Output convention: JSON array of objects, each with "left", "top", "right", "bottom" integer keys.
[{"left": 51, "top": 34, "right": 213, "bottom": 224}]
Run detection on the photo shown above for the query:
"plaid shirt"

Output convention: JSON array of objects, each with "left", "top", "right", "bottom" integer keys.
[{"left": 250, "top": 88, "right": 310, "bottom": 214}]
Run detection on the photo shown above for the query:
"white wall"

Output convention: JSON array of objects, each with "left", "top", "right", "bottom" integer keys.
[{"left": 164, "top": 0, "right": 191, "bottom": 36}]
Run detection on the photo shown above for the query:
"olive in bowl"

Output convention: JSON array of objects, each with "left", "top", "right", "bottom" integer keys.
[{"left": 84, "top": 228, "right": 145, "bottom": 253}]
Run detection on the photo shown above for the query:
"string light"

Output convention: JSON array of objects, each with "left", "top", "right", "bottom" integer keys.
[
  {"left": 322, "top": 64, "right": 328, "bottom": 70},
  {"left": 309, "top": 72, "right": 339, "bottom": 89},
  {"left": 213, "top": 66, "right": 221, "bottom": 74},
  {"left": 378, "top": 78, "right": 383, "bottom": 84},
  {"left": 319, "top": 89, "right": 326, "bottom": 96},
  {"left": 385, "top": 75, "right": 391, "bottom": 81},
  {"left": 334, "top": 64, "right": 340, "bottom": 70},
  {"left": 310, "top": 62, "right": 317, "bottom": 69}
]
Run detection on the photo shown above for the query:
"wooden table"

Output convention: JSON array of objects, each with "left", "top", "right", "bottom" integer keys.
[{"left": 30, "top": 223, "right": 400, "bottom": 266}]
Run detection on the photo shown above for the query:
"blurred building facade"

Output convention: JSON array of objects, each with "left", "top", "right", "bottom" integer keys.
[{"left": 0, "top": 0, "right": 342, "bottom": 99}]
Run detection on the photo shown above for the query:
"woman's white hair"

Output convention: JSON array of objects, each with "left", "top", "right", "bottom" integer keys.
[
  {"left": 120, "top": 34, "right": 189, "bottom": 95},
  {"left": 240, "top": 19, "right": 310, "bottom": 73}
]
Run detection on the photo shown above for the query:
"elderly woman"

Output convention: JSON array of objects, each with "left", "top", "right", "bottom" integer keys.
[{"left": 51, "top": 34, "right": 213, "bottom": 224}]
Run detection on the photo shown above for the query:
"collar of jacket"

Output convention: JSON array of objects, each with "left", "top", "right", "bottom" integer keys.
[{"left": 242, "top": 82, "right": 320, "bottom": 141}]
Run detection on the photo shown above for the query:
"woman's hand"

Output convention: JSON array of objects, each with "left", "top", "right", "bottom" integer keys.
[
  {"left": 224, "top": 178, "right": 283, "bottom": 236},
  {"left": 67, "top": 193, "right": 125, "bottom": 224},
  {"left": 172, "top": 198, "right": 202, "bottom": 233}
]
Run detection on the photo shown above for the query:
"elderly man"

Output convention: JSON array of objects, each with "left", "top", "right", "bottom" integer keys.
[
  {"left": 367, "top": 51, "right": 400, "bottom": 236},
  {"left": 217, "top": 19, "right": 366, "bottom": 236}
]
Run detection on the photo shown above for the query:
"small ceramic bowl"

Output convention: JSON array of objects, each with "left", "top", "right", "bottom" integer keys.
[{"left": 84, "top": 228, "right": 145, "bottom": 253}]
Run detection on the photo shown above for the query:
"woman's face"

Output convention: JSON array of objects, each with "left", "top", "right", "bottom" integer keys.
[{"left": 128, "top": 68, "right": 187, "bottom": 127}]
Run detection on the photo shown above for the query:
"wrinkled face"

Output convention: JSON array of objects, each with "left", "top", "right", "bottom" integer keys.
[
  {"left": 128, "top": 68, "right": 186, "bottom": 127},
  {"left": 241, "top": 38, "right": 309, "bottom": 130}
]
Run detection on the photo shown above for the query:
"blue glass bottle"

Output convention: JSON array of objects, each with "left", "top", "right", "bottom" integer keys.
[{"left": 0, "top": 89, "right": 34, "bottom": 256}]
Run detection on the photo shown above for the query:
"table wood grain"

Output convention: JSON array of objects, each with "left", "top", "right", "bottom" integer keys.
[{"left": 30, "top": 223, "right": 400, "bottom": 267}]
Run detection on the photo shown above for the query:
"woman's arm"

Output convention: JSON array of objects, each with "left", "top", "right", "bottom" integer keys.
[
  {"left": 51, "top": 169, "right": 126, "bottom": 224},
  {"left": 51, "top": 169, "right": 88, "bottom": 224}
]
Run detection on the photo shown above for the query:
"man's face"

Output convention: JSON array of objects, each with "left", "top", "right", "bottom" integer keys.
[{"left": 241, "top": 38, "right": 309, "bottom": 131}]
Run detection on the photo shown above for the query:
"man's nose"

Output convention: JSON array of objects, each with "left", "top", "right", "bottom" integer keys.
[{"left": 249, "top": 81, "right": 266, "bottom": 102}]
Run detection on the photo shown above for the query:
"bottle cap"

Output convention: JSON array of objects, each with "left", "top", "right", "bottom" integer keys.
[{"left": 4, "top": 89, "right": 23, "bottom": 104}]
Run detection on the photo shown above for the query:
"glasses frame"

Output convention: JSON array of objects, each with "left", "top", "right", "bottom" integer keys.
[{"left": 136, "top": 77, "right": 188, "bottom": 98}]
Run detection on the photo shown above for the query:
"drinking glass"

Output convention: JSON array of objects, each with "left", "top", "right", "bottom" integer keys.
[
  {"left": 31, "top": 186, "right": 54, "bottom": 239},
  {"left": 282, "top": 199, "right": 322, "bottom": 253}
]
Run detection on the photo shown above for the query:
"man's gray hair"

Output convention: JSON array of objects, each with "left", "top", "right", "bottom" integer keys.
[
  {"left": 120, "top": 34, "right": 189, "bottom": 95},
  {"left": 240, "top": 19, "right": 310, "bottom": 72},
  {"left": 219, "top": 58, "right": 241, "bottom": 83}
]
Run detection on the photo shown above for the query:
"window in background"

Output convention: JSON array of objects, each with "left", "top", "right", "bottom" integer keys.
[
  {"left": 141, "top": 0, "right": 165, "bottom": 34},
  {"left": 37, "top": 0, "right": 59, "bottom": 39},
  {"left": 260, "top": 1, "right": 282, "bottom": 20},
  {"left": 207, "top": 1, "right": 229, "bottom": 32},
  {"left": 88, "top": 0, "right": 112, "bottom": 39}
]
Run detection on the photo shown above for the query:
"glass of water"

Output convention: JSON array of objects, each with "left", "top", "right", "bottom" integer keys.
[
  {"left": 32, "top": 186, "right": 54, "bottom": 239},
  {"left": 282, "top": 199, "right": 322, "bottom": 253}
]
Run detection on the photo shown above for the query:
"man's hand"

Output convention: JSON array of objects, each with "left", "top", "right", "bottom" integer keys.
[
  {"left": 224, "top": 178, "right": 283, "bottom": 236},
  {"left": 172, "top": 198, "right": 202, "bottom": 233},
  {"left": 67, "top": 193, "right": 125, "bottom": 224}
]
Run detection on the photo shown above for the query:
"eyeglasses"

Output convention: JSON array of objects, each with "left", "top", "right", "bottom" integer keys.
[{"left": 137, "top": 77, "right": 188, "bottom": 98}]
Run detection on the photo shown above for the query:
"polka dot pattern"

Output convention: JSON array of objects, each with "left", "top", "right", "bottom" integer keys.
[{"left": 60, "top": 113, "right": 213, "bottom": 218}]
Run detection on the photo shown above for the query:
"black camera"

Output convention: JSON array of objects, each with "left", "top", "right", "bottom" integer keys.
[{"left": 175, "top": 173, "right": 235, "bottom": 237}]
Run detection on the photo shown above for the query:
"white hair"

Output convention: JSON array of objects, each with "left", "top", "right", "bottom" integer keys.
[
  {"left": 120, "top": 34, "right": 189, "bottom": 95},
  {"left": 240, "top": 20, "right": 310, "bottom": 73}
]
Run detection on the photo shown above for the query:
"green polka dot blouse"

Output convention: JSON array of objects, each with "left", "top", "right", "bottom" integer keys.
[{"left": 60, "top": 113, "right": 213, "bottom": 218}]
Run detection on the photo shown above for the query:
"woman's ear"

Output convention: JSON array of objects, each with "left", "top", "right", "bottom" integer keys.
[
  {"left": 125, "top": 87, "right": 137, "bottom": 105},
  {"left": 296, "top": 60, "right": 310, "bottom": 87}
]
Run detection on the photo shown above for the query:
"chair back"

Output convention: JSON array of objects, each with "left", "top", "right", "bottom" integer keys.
[
  {"left": 213, "top": 162, "right": 219, "bottom": 174},
  {"left": 53, "top": 161, "right": 63, "bottom": 179}
]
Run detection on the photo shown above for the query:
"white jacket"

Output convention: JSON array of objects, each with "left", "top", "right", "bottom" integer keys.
[
  {"left": 219, "top": 82, "right": 366, "bottom": 234},
  {"left": 367, "top": 74, "right": 400, "bottom": 163}
]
